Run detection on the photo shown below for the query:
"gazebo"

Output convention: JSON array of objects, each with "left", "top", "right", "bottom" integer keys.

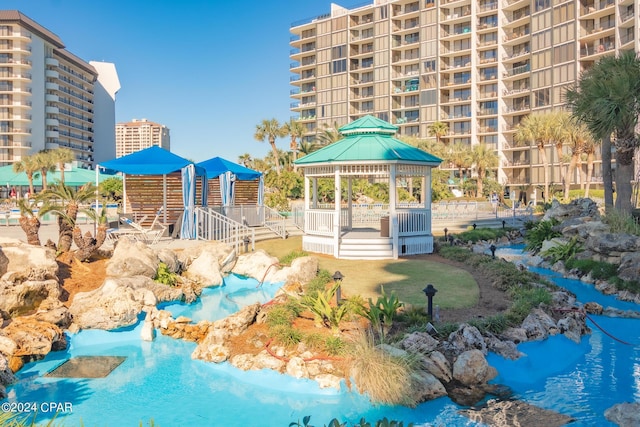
[{"left": 294, "top": 115, "right": 442, "bottom": 260}]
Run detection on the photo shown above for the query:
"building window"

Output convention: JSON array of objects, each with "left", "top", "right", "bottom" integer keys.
[
  {"left": 333, "top": 59, "right": 347, "bottom": 73},
  {"left": 332, "top": 45, "right": 346, "bottom": 59},
  {"left": 424, "top": 59, "right": 436, "bottom": 72},
  {"left": 379, "top": 4, "right": 388, "bottom": 18},
  {"left": 534, "top": 88, "right": 549, "bottom": 107}
]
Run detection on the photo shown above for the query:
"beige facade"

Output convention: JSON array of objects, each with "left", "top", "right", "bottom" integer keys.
[
  {"left": 289, "top": 0, "right": 639, "bottom": 195},
  {"left": 0, "top": 10, "right": 118, "bottom": 169},
  {"left": 115, "top": 118, "right": 170, "bottom": 157}
]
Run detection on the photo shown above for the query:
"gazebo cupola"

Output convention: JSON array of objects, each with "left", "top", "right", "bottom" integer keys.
[{"left": 294, "top": 115, "right": 442, "bottom": 260}]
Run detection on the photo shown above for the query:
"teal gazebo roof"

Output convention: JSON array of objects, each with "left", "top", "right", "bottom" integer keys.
[{"left": 294, "top": 115, "right": 442, "bottom": 166}]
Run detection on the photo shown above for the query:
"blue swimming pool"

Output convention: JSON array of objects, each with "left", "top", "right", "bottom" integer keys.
[{"left": 3, "top": 257, "right": 640, "bottom": 426}]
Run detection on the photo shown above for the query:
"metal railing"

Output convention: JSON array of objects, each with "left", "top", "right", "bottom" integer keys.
[
  {"left": 263, "top": 206, "right": 288, "bottom": 239},
  {"left": 195, "top": 207, "right": 255, "bottom": 252}
]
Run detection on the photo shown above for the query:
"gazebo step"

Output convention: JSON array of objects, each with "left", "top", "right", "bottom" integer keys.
[
  {"left": 338, "top": 250, "right": 394, "bottom": 260},
  {"left": 339, "top": 239, "right": 394, "bottom": 259}
]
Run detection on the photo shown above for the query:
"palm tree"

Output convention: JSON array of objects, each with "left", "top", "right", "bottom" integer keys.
[
  {"left": 73, "top": 204, "right": 109, "bottom": 262},
  {"left": 550, "top": 111, "right": 568, "bottom": 192},
  {"left": 254, "top": 119, "right": 287, "bottom": 175},
  {"left": 16, "top": 198, "right": 42, "bottom": 246},
  {"left": 50, "top": 147, "right": 74, "bottom": 184},
  {"left": 581, "top": 134, "right": 599, "bottom": 198},
  {"left": 298, "top": 139, "right": 320, "bottom": 156},
  {"left": 565, "top": 50, "right": 640, "bottom": 214},
  {"left": 315, "top": 122, "right": 342, "bottom": 147},
  {"left": 560, "top": 117, "right": 595, "bottom": 199},
  {"left": 471, "top": 143, "right": 499, "bottom": 197},
  {"left": 427, "top": 121, "right": 449, "bottom": 146},
  {"left": 12, "top": 154, "right": 39, "bottom": 196},
  {"left": 40, "top": 182, "right": 97, "bottom": 252},
  {"left": 449, "top": 141, "right": 473, "bottom": 189},
  {"left": 238, "top": 153, "right": 252, "bottom": 168},
  {"left": 35, "top": 150, "right": 57, "bottom": 191},
  {"left": 514, "top": 112, "right": 554, "bottom": 202},
  {"left": 282, "top": 119, "right": 306, "bottom": 165}
]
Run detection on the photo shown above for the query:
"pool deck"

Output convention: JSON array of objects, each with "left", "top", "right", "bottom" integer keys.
[{"left": 0, "top": 223, "right": 203, "bottom": 251}]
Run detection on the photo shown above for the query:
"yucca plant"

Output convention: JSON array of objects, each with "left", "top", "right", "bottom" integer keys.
[
  {"left": 300, "top": 282, "right": 350, "bottom": 330},
  {"left": 541, "top": 236, "right": 583, "bottom": 263}
]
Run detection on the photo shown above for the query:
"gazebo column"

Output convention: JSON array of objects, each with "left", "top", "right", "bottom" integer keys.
[
  {"left": 334, "top": 165, "right": 341, "bottom": 258},
  {"left": 312, "top": 177, "right": 318, "bottom": 209},
  {"left": 304, "top": 175, "right": 310, "bottom": 231},
  {"left": 423, "top": 168, "right": 432, "bottom": 233},
  {"left": 390, "top": 164, "right": 399, "bottom": 259},
  {"left": 347, "top": 177, "right": 353, "bottom": 230}
]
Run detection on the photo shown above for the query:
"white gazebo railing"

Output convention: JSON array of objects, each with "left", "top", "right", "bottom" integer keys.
[{"left": 195, "top": 207, "right": 255, "bottom": 252}]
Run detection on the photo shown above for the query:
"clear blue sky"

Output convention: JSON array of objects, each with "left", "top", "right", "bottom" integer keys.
[{"left": 2, "top": 0, "right": 357, "bottom": 163}]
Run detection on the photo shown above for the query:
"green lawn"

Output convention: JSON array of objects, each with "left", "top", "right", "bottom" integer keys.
[{"left": 255, "top": 236, "right": 478, "bottom": 309}]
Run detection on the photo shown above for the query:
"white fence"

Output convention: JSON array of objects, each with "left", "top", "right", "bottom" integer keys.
[{"left": 195, "top": 207, "right": 255, "bottom": 252}]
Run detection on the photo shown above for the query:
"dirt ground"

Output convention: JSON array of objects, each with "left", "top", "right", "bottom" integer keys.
[{"left": 56, "top": 251, "right": 510, "bottom": 323}]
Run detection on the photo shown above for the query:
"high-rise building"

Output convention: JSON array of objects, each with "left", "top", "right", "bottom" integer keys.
[
  {"left": 115, "top": 118, "right": 170, "bottom": 157},
  {"left": 289, "top": 0, "right": 639, "bottom": 198},
  {"left": 0, "top": 10, "right": 119, "bottom": 169}
]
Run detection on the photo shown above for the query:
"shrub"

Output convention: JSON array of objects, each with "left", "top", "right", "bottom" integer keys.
[
  {"left": 468, "top": 314, "right": 509, "bottom": 334},
  {"left": 507, "top": 286, "right": 552, "bottom": 325},
  {"left": 304, "top": 269, "right": 333, "bottom": 298},
  {"left": 270, "top": 324, "right": 303, "bottom": 348},
  {"left": 154, "top": 262, "right": 178, "bottom": 287},
  {"left": 266, "top": 304, "right": 297, "bottom": 328},
  {"left": 300, "top": 282, "right": 351, "bottom": 330},
  {"left": 565, "top": 259, "right": 618, "bottom": 280},
  {"left": 524, "top": 219, "right": 561, "bottom": 254},
  {"left": 603, "top": 210, "right": 640, "bottom": 236},
  {"left": 348, "top": 330, "right": 422, "bottom": 407},
  {"left": 456, "top": 227, "right": 508, "bottom": 243},
  {"left": 437, "top": 246, "right": 473, "bottom": 262},
  {"left": 323, "top": 336, "right": 347, "bottom": 356},
  {"left": 541, "top": 236, "right": 583, "bottom": 263}
]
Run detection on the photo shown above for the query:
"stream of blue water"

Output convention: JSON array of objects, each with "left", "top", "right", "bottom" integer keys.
[{"left": 3, "top": 256, "right": 640, "bottom": 426}]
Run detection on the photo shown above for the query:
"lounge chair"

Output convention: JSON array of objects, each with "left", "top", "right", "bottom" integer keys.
[{"left": 110, "top": 208, "right": 167, "bottom": 244}]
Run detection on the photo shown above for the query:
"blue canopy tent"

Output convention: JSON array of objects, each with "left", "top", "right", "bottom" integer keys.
[
  {"left": 196, "top": 157, "right": 262, "bottom": 207},
  {"left": 98, "top": 146, "right": 207, "bottom": 239}
]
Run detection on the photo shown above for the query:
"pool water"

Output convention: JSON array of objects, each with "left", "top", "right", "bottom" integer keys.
[{"left": 3, "top": 257, "right": 640, "bottom": 426}]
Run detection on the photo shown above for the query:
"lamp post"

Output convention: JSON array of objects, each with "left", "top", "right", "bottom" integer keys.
[
  {"left": 502, "top": 220, "right": 506, "bottom": 229},
  {"left": 490, "top": 243, "right": 496, "bottom": 259},
  {"left": 243, "top": 236, "right": 251, "bottom": 253},
  {"left": 473, "top": 223, "right": 477, "bottom": 230},
  {"left": 333, "top": 271, "right": 344, "bottom": 305},
  {"left": 444, "top": 227, "right": 448, "bottom": 240},
  {"left": 422, "top": 284, "right": 438, "bottom": 319}
]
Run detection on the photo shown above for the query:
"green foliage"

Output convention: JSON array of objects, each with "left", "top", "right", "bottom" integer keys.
[
  {"left": 456, "top": 227, "right": 508, "bottom": 243},
  {"left": 395, "top": 306, "right": 430, "bottom": 329},
  {"left": 280, "top": 249, "right": 309, "bottom": 265},
  {"left": 541, "top": 236, "right": 583, "bottom": 263},
  {"left": 300, "top": 282, "right": 351, "bottom": 330},
  {"left": 270, "top": 324, "right": 303, "bottom": 347},
  {"left": 565, "top": 258, "right": 618, "bottom": 280},
  {"left": 265, "top": 170, "right": 303, "bottom": 199},
  {"left": 610, "top": 277, "right": 640, "bottom": 294},
  {"left": 154, "top": 262, "right": 178, "bottom": 287},
  {"left": 436, "top": 246, "right": 473, "bottom": 262},
  {"left": 603, "top": 210, "right": 640, "bottom": 236},
  {"left": 266, "top": 304, "right": 298, "bottom": 328},
  {"left": 98, "top": 176, "right": 123, "bottom": 202},
  {"left": 323, "top": 335, "right": 347, "bottom": 356},
  {"left": 507, "top": 286, "right": 553, "bottom": 324},
  {"left": 468, "top": 314, "right": 509, "bottom": 334},
  {"left": 265, "top": 191, "right": 290, "bottom": 211},
  {"left": 362, "top": 290, "right": 403, "bottom": 338},
  {"left": 304, "top": 269, "right": 333, "bottom": 298},
  {"left": 524, "top": 219, "right": 561, "bottom": 254}
]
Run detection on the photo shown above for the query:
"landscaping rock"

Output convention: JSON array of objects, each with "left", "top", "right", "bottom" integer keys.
[
  {"left": 452, "top": 349, "right": 496, "bottom": 386},
  {"left": 0, "top": 279, "right": 62, "bottom": 317},
  {"left": 617, "top": 252, "right": 640, "bottom": 283},
  {"left": 605, "top": 402, "right": 640, "bottom": 427},
  {"left": 0, "top": 238, "right": 58, "bottom": 282},
  {"left": 0, "top": 353, "right": 15, "bottom": 399},
  {"left": 269, "top": 256, "right": 319, "bottom": 287},
  {"left": 231, "top": 250, "right": 281, "bottom": 282},
  {"left": 106, "top": 237, "right": 159, "bottom": 278}
]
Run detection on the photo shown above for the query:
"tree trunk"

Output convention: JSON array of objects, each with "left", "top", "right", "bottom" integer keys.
[
  {"left": 19, "top": 216, "right": 41, "bottom": 246},
  {"left": 585, "top": 152, "right": 594, "bottom": 198},
  {"left": 556, "top": 145, "right": 566, "bottom": 191},
  {"left": 614, "top": 146, "right": 635, "bottom": 215},
  {"left": 73, "top": 225, "right": 107, "bottom": 262},
  {"left": 602, "top": 135, "right": 614, "bottom": 212},
  {"left": 270, "top": 139, "right": 281, "bottom": 175},
  {"left": 477, "top": 171, "right": 484, "bottom": 197},
  {"left": 564, "top": 154, "right": 578, "bottom": 199},
  {"left": 539, "top": 147, "right": 549, "bottom": 202}
]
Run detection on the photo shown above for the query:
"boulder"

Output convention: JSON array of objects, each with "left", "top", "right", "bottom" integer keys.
[
  {"left": 399, "top": 332, "right": 440, "bottom": 354},
  {"left": 412, "top": 370, "right": 447, "bottom": 401},
  {"left": 231, "top": 250, "right": 281, "bottom": 283},
  {"left": 605, "top": 402, "right": 640, "bottom": 427},
  {"left": 499, "top": 327, "right": 528, "bottom": 344},
  {"left": 106, "top": 237, "right": 159, "bottom": 278},
  {"left": 0, "top": 238, "right": 58, "bottom": 282},
  {"left": 0, "top": 279, "right": 62, "bottom": 317},
  {"left": 0, "top": 353, "right": 15, "bottom": 399},
  {"left": 484, "top": 334, "right": 523, "bottom": 360},
  {"left": 182, "top": 249, "right": 225, "bottom": 287},
  {"left": 286, "top": 356, "right": 309, "bottom": 379},
  {"left": 269, "top": 256, "right": 319, "bottom": 286},
  {"left": 69, "top": 278, "right": 152, "bottom": 330},
  {"left": 542, "top": 198, "right": 600, "bottom": 222},
  {"left": 618, "top": 252, "right": 640, "bottom": 283},
  {"left": 521, "top": 308, "right": 557, "bottom": 340},
  {"left": 156, "top": 248, "right": 181, "bottom": 273},
  {"left": 0, "top": 318, "right": 67, "bottom": 371},
  {"left": 442, "top": 324, "right": 487, "bottom": 357},
  {"left": 423, "top": 350, "right": 452, "bottom": 383},
  {"left": 314, "top": 373, "right": 344, "bottom": 390},
  {"left": 585, "top": 233, "right": 640, "bottom": 255},
  {"left": 192, "top": 303, "right": 261, "bottom": 362},
  {"left": 177, "top": 241, "right": 236, "bottom": 273},
  {"left": 452, "top": 349, "right": 497, "bottom": 386}
]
